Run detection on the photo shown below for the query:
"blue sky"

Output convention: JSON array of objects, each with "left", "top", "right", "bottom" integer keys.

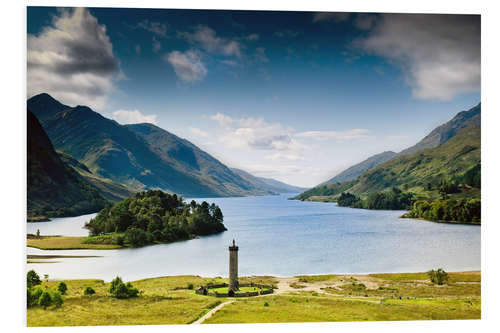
[{"left": 27, "top": 7, "right": 480, "bottom": 187}]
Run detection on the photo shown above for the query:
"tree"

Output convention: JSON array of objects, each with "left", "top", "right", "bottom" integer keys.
[
  {"left": 27, "top": 270, "right": 41, "bottom": 289},
  {"left": 27, "top": 288, "right": 43, "bottom": 308},
  {"left": 38, "top": 291, "right": 52, "bottom": 309},
  {"left": 52, "top": 291, "right": 64, "bottom": 307},
  {"left": 109, "top": 276, "right": 139, "bottom": 299},
  {"left": 428, "top": 268, "right": 449, "bottom": 285},
  {"left": 84, "top": 286, "right": 96, "bottom": 295},
  {"left": 57, "top": 282, "right": 67, "bottom": 295}
]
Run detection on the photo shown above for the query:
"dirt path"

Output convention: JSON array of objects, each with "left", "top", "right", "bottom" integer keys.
[{"left": 192, "top": 301, "right": 234, "bottom": 324}]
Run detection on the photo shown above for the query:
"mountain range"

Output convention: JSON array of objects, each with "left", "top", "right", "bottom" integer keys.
[
  {"left": 27, "top": 109, "right": 107, "bottom": 219},
  {"left": 321, "top": 103, "right": 481, "bottom": 185},
  {"left": 296, "top": 103, "right": 481, "bottom": 201},
  {"left": 27, "top": 93, "right": 302, "bottom": 206}
]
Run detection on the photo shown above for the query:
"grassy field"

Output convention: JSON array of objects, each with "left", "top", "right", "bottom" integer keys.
[
  {"left": 27, "top": 272, "right": 480, "bottom": 326},
  {"left": 27, "top": 236, "right": 123, "bottom": 250}
]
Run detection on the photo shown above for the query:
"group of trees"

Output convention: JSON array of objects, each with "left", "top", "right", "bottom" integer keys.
[
  {"left": 427, "top": 268, "right": 449, "bottom": 285},
  {"left": 337, "top": 187, "right": 415, "bottom": 211},
  {"left": 405, "top": 198, "right": 481, "bottom": 223},
  {"left": 27, "top": 270, "right": 63, "bottom": 309},
  {"left": 84, "top": 190, "right": 227, "bottom": 247},
  {"left": 109, "top": 277, "right": 139, "bottom": 299},
  {"left": 27, "top": 270, "right": 142, "bottom": 310}
]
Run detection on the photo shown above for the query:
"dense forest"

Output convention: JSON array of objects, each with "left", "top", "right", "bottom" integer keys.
[
  {"left": 337, "top": 187, "right": 414, "bottom": 210},
  {"left": 404, "top": 199, "right": 481, "bottom": 224},
  {"left": 84, "top": 190, "right": 227, "bottom": 246}
]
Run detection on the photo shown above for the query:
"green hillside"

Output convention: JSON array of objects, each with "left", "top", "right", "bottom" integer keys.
[
  {"left": 230, "top": 168, "right": 307, "bottom": 193},
  {"left": 27, "top": 93, "right": 297, "bottom": 198},
  {"left": 349, "top": 125, "right": 480, "bottom": 197},
  {"left": 319, "top": 103, "right": 480, "bottom": 186},
  {"left": 295, "top": 125, "right": 480, "bottom": 206},
  {"left": 27, "top": 110, "right": 108, "bottom": 219},
  {"left": 59, "top": 152, "right": 137, "bottom": 202}
]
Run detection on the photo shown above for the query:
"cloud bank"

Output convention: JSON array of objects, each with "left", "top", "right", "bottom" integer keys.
[
  {"left": 165, "top": 50, "right": 207, "bottom": 83},
  {"left": 110, "top": 109, "right": 158, "bottom": 125},
  {"left": 356, "top": 14, "right": 480, "bottom": 100},
  {"left": 27, "top": 8, "right": 119, "bottom": 110}
]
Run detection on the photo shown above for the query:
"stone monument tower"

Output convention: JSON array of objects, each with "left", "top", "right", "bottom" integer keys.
[{"left": 228, "top": 239, "right": 239, "bottom": 291}]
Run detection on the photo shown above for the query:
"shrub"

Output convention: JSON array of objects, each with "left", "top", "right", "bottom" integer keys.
[
  {"left": 428, "top": 268, "right": 449, "bottom": 285},
  {"left": 27, "top": 270, "right": 41, "bottom": 289},
  {"left": 38, "top": 291, "right": 52, "bottom": 309},
  {"left": 84, "top": 286, "right": 96, "bottom": 295},
  {"left": 109, "top": 276, "right": 139, "bottom": 299},
  {"left": 264, "top": 302, "right": 269, "bottom": 307},
  {"left": 27, "top": 288, "right": 43, "bottom": 308},
  {"left": 52, "top": 291, "right": 64, "bottom": 307},
  {"left": 57, "top": 282, "right": 67, "bottom": 295},
  {"left": 187, "top": 283, "right": 194, "bottom": 290}
]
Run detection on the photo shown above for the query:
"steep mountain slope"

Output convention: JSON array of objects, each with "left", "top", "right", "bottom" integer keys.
[
  {"left": 319, "top": 103, "right": 481, "bottom": 186},
  {"left": 230, "top": 168, "right": 307, "bottom": 193},
  {"left": 399, "top": 103, "right": 481, "bottom": 156},
  {"left": 59, "top": 152, "right": 137, "bottom": 202},
  {"left": 295, "top": 125, "right": 480, "bottom": 201},
  {"left": 321, "top": 151, "right": 398, "bottom": 185},
  {"left": 125, "top": 123, "right": 273, "bottom": 196},
  {"left": 27, "top": 93, "right": 275, "bottom": 197},
  {"left": 27, "top": 110, "right": 107, "bottom": 219},
  {"left": 349, "top": 125, "right": 480, "bottom": 196}
]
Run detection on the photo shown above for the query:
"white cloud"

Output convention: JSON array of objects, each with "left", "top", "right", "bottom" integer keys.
[
  {"left": 210, "top": 113, "right": 234, "bottom": 127},
  {"left": 247, "top": 33, "right": 259, "bottom": 41},
  {"left": 296, "top": 129, "right": 369, "bottom": 141},
  {"left": 355, "top": 14, "right": 480, "bottom": 101},
  {"left": 110, "top": 109, "right": 158, "bottom": 125},
  {"left": 27, "top": 8, "right": 119, "bottom": 110},
  {"left": 181, "top": 26, "right": 242, "bottom": 58},
  {"left": 137, "top": 20, "right": 167, "bottom": 37},
  {"left": 152, "top": 37, "right": 161, "bottom": 53},
  {"left": 189, "top": 127, "right": 209, "bottom": 137},
  {"left": 165, "top": 50, "right": 207, "bottom": 83},
  {"left": 211, "top": 113, "right": 368, "bottom": 153},
  {"left": 265, "top": 153, "right": 304, "bottom": 161},
  {"left": 255, "top": 47, "right": 269, "bottom": 63},
  {"left": 211, "top": 114, "right": 305, "bottom": 152}
]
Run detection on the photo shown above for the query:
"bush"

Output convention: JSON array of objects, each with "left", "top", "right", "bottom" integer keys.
[
  {"left": 27, "top": 270, "right": 41, "bottom": 289},
  {"left": 428, "top": 268, "right": 449, "bottom": 285},
  {"left": 27, "top": 287, "right": 43, "bottom": 308},
  {"left": 84, "top": 286, "right": 96, "bottom": 295},
  {"left": 57, "top": 282, "right": 67, "bottom": 295},
  {"left": 109, "top": 276, "right": 139, "bottom": 299},
  {"left": 264, "top": 302, "right": 269, "bottom": 307},
  {"left": 187, "top": 283, "right": 194, "bottom": 290},
  {"left": 38, "top": 291, "right": 52, "bottom": 309},
  {"left": 51, "top": 291, "right": 64, "bottom": 307}
]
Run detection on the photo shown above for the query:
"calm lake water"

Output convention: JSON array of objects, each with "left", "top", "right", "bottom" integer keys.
[{"left": 27, "top": 193, "right": 480, "bottom": 281}]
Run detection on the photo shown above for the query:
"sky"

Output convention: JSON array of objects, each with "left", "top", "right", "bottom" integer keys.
[{"left": 26, "top": 7, "right": 481, "bottom": 187}]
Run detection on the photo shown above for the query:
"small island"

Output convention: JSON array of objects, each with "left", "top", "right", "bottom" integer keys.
[{"left": 27, "top": 190, "right": 227, "bottom": 250}]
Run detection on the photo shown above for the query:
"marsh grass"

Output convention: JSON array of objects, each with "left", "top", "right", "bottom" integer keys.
[
  {"left": 27, "top": 272, "right": 481, "bottom": 326},
  {"left": 27, "top": 236, "right": 122, "bottom": 250}
]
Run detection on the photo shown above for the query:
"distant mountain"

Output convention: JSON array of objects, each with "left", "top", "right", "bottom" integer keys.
[
  {"left": 319, "top": 103, "right": 481, "bottom": 186},
  {"left": 320, "top": 151, "right": 398, "bottom": 185},
  {"left": 230, "top": 168, "right": 307, "bottom": 194},
  {"left": 27, "top": 110, "right": 107, "bottom": 219},
  {"left": 399, "top": 103, "right": 481, "bottom": 156},
  {"left": 348, "top": 125, "right": 480, "bottom": 196},
  {"left": 58, "top": 152, "right": 137, "bottom": 202},
  {"left": 27, "top": 93, "right": 276, "bottom": 197},
  {"left": 125, "top": 123, "right": 273, "bottom": 197}
]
